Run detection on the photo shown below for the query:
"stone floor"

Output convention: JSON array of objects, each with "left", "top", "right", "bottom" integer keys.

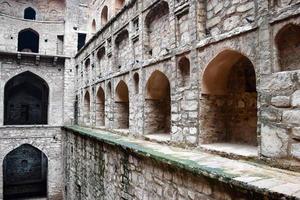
[
  {"left": 200, "top": 143, "right": 258, "bottom": 158},
  {"left": 65, "top": 126, "right": 300, "bottom": 199}
]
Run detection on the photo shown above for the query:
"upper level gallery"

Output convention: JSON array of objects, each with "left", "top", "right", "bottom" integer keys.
[{"left": 0, "top": 0, "right": 66, "bottom": 55}]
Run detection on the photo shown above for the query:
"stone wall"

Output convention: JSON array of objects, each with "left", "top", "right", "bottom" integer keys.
[
  {"left": 63, "top": 129, "right": 268, "bottom": 200},
  {"left": 0, "top": 126, "right": 63, "bottom": 199}
]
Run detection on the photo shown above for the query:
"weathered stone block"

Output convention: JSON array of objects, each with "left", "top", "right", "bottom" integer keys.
[
  {"left": 291, "top": 143, "right": 300, "bottom": 159},
  {"left": 282, "top": 110, "right": 300, "bottom": 124},
  {"left": 261, "top": 124, "right": 288, "bottom": 157},
  {"left": 291, "top": 90, "right": 300, "bottom": 107},
  {"left": 271, "top": 96, "right": 290, "bottom": 108}
]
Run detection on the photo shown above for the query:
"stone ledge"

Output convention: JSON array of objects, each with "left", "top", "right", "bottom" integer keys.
[{"left": 63, "top": 126, "right": 300, "bottom": 199}]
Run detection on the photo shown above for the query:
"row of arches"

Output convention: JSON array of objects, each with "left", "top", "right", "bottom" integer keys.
[
  {"left": 91, "top": 0, "right": 125, "bottom": 33},
  {"left": 82, "top": 70, "right": 171, "bottom": 134},
  {"left": 81, "top": 49, "right": 258, "bottom": 146}
]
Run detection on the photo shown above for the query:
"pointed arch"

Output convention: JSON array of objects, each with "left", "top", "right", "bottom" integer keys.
[
  {"left": 133, "top": 72, "right": 139, "bottom": 94},
  {"left": 4, "top": 71, "right": 49, "bottom": 125},
  {"left": 18, "top": 28, "right": 39, "bottom": 53},
  {"left": 83, "top": 91, "right": 91, "bottom": 125},
  {"left": 3, "top": 144, "right": 48, "bottom": 199},
  {"left": 115, "top": 80, "right": 129, "bottom": 129},
  {"left": 96, "top": 86, "right": 105, "bottom": 126},
  {"left": 101, "top": 6, "right": 108, "bottom": 26},
  {"left": 200, "top": 49, "right": 257, "bottom": 145},
  {"left": 178, "top": 56, "right": 190, "bottom": 87},
  {"left": 115, "top": 0, "right": 125, "bottom": 13},
  {"left": 92, "top": 19, "right": 96, "bottom": 33},
  {"left": 145, "top": 70, "right": 171, "bottom": 134}
]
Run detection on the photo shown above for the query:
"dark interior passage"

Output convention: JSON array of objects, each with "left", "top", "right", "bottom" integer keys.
[
  {"left": 24, "top": 7, "right": 36, "bottom": 20},
  {"left": 3, "top": 144, "right": 48, "bottom": 200},
  {"left": 18, "top": 29, "right": 39, "bottom": 53},
  {"left": 4, "top": 71, "right": 49, "bottom": 125}
]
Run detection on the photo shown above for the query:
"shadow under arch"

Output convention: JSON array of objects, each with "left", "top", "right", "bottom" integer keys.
[
  {"left": 3, "top": 144, "right": 48, "bottom": 199},
  {"left": 200, "top": 49, "right": 257, "bottom": 145},
  {"left": 18, "top": 28, "right": 39, "bottom": 53},
  {"left": 4, "top": 71, "right": 49, "bottom": 125}
]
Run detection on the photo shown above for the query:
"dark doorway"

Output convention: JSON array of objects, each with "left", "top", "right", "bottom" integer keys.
[
  {"left": 77, "top": 33, "right": 86, "bottom": 51},
  {"left": 24, "top": 7, "right": 36, "bottom": 20},
  {"left": 3, "top": 144, "right": 48, "bottom": 199},
  {"left": 18, "top": 29, "right": 39, "bottom": 53},
  {"left": 4, "top": 71, "right": 49, "bottom": 125}
]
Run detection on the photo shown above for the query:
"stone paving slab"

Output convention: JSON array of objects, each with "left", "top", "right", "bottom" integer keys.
[{"left": 63, "top": 126, "right": 300, "bottom": 199}]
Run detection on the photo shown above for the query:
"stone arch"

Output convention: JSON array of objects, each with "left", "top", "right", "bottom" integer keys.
[
  {"left": 4, "top": 71, "right": 49, "bottom": 125},
  {"left": 18, "top": 28, "right": 39, "bottom": 53},
  {"left": 145, "top": 70, "right": 171, "bottom": 134},
  {"left": 96, "top": 86, "right": 105, "bottom": 126},
  {"left": 85, "top": 58, "right": 90, "bottom": 72},
  {"left": 97, "top": 47, "right": 106, "bottom": 74},
  {"left": 115, "top": 0, "right": 125, "bottom": 13},
  {"left": 275, "top": 23, "right": 300, "bottom": 71},
  {"left": 133, "top": 72, "right": 139, "bottom": 94},
  {"left": 115, "top": 80, "right": 129, "bottom": 129},
  {"left": 144, "top": 1, "right": 170, "bottom": 57},
  {"left": 24, "top": 7, "right": 36, "bottom": 20},
  {"left": 200, "top": 50, "right": 257, "bottom": 145},
  {"left": 3, "top": 144, "right": 48, "bottom": 199},
  {"left": 115, "top": 29, "right": 130, "bottom": 69},
  {"left": 101, "top": 6, "right": 108, "bottom": 26},
  {"left": 83, "top": 91, "right": 91, "bottom": 125},
  {"left": 178, "top": 56, "right": 190, "bottom": 87},
  {"left": 92, "top": 19, "right": 96, "bottom": 33}
]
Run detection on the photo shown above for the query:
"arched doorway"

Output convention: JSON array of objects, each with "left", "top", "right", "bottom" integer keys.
[
  {"left": 101, "top": 6, "right": 108, "bottom": 26},
  {"left": 4, "top": 71, "right": 49, "bottom": 125},
  {"left": 201, "top": 50, "right": 257, "bottom": 146},
  {"left": 145, "top": 70, "right": 171, "bottom": 134},
  {"left": 3, "top": 144, "right": 48, "bottom": 199},
  {"left": 115, "top": 80, "right": 129, "bottom": 129},
  {"left": 18, "top": 29, "right": 39, "bottom": 53}
]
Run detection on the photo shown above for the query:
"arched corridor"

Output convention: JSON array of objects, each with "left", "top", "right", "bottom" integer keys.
[
  {"left": 144, "top": 70, "right": 171, "bottom": 134},
  {"left": 3, "top": 144, "right": 48, "bottom": 199},
  {"left": 201, "top": 50, "right": 257, "bottom": 146},
  {"left": 4, "top": 71, "right": 49, "bottom": 125}
]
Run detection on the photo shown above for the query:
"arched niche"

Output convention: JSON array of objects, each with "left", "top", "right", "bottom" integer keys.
[
  {"left": 201, "top": 50, "right": 257, "bottom": 145},
  {"left": 24, "top": 7, "right": 36, "bottom": 20},
  {"left": 145, "top": 70, "right": 171, "bottom": 134},
  {"left": 83, "top": 91, "right": 91, "bottom": 125},
  {"left": 115, "top": 80, "right": 129, "bottom": 129},
  {"left": 275, "top": 24, "right": 300, "bottom": 71},
  {"left": 96, "top": 87, "right": 105, "bottom": 126},
  {"left": 101, "top": 6, "right": 108, "bottom": 26},
  {"left": 18, "top": 29, "right": 39, "bottom": 53},
  {"left": 4, "top": 71, "right": 49, "bottom": 125}
]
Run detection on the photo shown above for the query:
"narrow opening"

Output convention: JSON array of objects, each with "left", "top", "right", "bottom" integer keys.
[
  {"left": 115, "top": 80, "right": 129, "bottom": 129},
  {"left": 57, "top": 35, "right": 64, "bottom": 55},
  {"left": 77, "top": 33, "right": 86, "bottom": 51},
  {"left": 83, "top": 91, "right": 90, "bottom": 126},
  {"left": 96, "top": 87, "right": 105, "bottom": 126},
  {"left": 101, "top": 6, "right": 108, "bottom": 26},
  {"left": 24, "top": 7, "right": 36, "bottom": 20},
  {"left": 18, "top": 29, "right": 39, "bottom": 53},
  {"left": 4, "top": 71, "right": 49, "bottom": 125},
  {"left": 145, "top": 70, "right": 171, "bottom": 134},
  {"left": 3, "top": 144, "right": 48, "bottom": 199},
  {"left": 178, "top": 56, "right": 190, "bottom": 87},
  {"left": 275, "top": 24, "right": 300, "bottom": 71},
  {"left": 201, "top": 50, "right": 257, "bottom": 148},
  {"left": 115, "top": 30, "right": 129, "bottom": 70},
  {"left": 92, "top": 19, "right": 96, "bottom": 33},
  {"left": 133, "top": 73, "right": 139, "bottom": 94}
]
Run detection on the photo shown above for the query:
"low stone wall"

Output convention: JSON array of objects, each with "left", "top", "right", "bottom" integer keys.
[{"left": 63, "top": 126, "right": 296, "bottom": 200}]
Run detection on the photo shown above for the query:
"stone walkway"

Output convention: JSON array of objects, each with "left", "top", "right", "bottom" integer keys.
[{"left": 64, "top": 126, "right": 300, "bottom": 199}]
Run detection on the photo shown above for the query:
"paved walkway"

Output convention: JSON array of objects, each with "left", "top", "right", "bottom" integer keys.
[{"left": 64, "top": 126, "right": 300, "bottom": 199}]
